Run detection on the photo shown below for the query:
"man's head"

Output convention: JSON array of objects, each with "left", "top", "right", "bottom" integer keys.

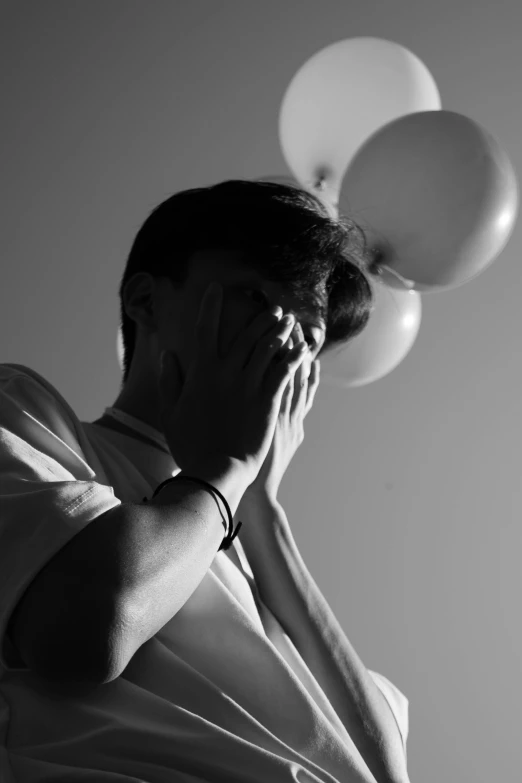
[{"left": 115, "top": 179, "right": 374, "bottom": 428}]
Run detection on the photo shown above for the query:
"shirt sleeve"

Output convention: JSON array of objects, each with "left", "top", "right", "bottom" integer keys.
[
  {"left": 0, "top": 365, "right": 121, "bottom": 672},
  {"left": 367, "top": 669, "right": 410, "bottom": 757}
]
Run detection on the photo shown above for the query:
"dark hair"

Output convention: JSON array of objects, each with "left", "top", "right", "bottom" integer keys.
[{"left": 118, "top": 179, "right": 374, "bottom": 384}]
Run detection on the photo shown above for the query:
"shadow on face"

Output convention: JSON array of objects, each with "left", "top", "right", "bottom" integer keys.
[{"left": 158, "top": 250, "right": 325, "bottom": 379}]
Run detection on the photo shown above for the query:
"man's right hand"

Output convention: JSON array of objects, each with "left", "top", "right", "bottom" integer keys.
[{"left": 157, "top": 281, "right": 309, "bottom": 485}]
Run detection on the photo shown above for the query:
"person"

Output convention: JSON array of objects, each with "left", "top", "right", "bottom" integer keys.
[{"left": 0, "top": 180, "right": 410, "bottom": 783}]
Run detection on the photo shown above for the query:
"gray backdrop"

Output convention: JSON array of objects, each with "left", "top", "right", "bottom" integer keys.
[{"left": 2, "top": 2, "right": 521, "bottom": 781}]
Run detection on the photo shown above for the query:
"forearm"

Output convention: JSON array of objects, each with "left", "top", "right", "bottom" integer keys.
[
  {"left": 237, "top": 496, "right": 410, "bottom": 783},
  {"left": 108, "top": 460, "right": 251, "bottom": 678}
]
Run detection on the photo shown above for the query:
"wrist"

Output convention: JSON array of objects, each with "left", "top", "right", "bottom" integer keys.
[
  {"left": 178, "top": 458, "right": 253, "bottom": 518},
  {"left": 236, "top": 492, "right": 292, "bottom": 558},
  {"left": 238, "top": 489, "right": 285, "bottom": 530},
  {"left": 241, "top": 485, "right": 279, "bottom": 507},
  {"left": 182, "top": 456, "right": 250, "bottom": 484}
]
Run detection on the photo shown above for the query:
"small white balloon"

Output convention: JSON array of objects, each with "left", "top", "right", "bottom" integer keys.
[{"left": 319, "top": 275, "right": 422, "bottom": 388}]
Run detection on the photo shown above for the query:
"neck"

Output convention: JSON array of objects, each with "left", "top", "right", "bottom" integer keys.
[
  {"left": 92, "top": 412, "right": 164, "bottom": 451},
  {"left": 110, "top": 386, "right": 163, "bottom": 434}
]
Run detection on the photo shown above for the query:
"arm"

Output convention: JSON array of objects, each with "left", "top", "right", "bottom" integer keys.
[
  {"left": 8, "top": 458, "right": 250, "bottom": 685},
  {"left": 237, "top": 494, "right": 410, "bottom": 783}
]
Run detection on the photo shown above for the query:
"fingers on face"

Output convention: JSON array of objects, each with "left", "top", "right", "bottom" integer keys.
[
  {"left": 283, "top": 361, "right": 305, "bottom": 416},
  {"left": 304, "top": 358, "right": 320, "bottom": 414},
  {"left": 287, "top": 354, "right": 310, "bottom": 416},
  {"left": 282, "top": 323, "right": 321, "bottom": 417}
]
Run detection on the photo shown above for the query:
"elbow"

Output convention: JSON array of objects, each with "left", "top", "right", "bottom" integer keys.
[
  {"left": 28, "top": 630, "right": 120, "bottom": 689},
  {"left": 29, "top": 603, "right": 130, "bottom": 689}
]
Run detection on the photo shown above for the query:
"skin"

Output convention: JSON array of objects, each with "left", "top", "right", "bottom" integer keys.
[{"left": 98, "top": 249, "right": 326, "bottom": 434}]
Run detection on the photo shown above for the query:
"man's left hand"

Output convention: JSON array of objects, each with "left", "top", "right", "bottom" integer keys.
[{"left": 242, "top": 321, "right": 321, "bottom": 504}]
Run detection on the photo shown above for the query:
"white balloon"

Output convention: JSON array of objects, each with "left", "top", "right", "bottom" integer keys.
[
  {"left": 319, "top": 274, "right": 422, "bottom": 388},
  {"left": 339, "top": 110, "right": 519, "bottom": 292},
  {"left": 279, "top": 37, "right": 441, "bottom": 207}
]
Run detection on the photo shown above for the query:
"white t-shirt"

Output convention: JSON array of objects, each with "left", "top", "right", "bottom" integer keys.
[{"left": 0, "top": 363, "right": 409, "bottom": 783}]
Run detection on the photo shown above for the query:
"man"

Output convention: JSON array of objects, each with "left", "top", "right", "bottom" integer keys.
[{"left": 0, "top": 180, "right": 409, "bottom": 782}]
